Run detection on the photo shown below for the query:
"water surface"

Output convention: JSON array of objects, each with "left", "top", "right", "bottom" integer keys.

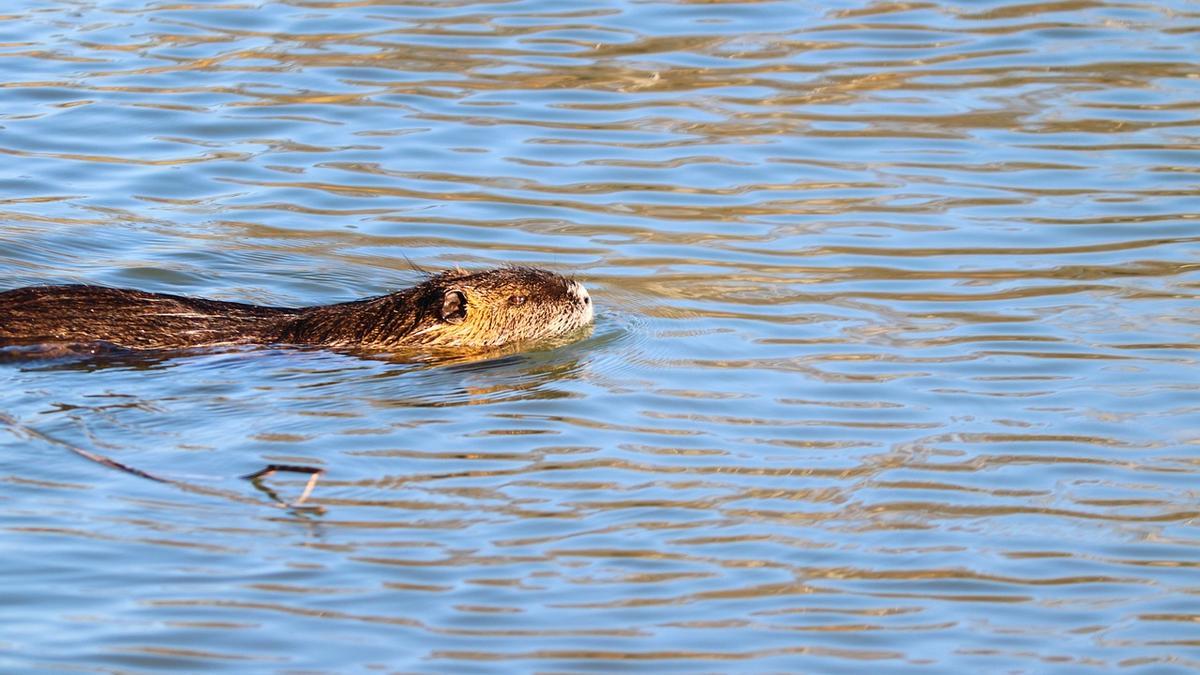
[{"left": 2, "top": 0, "right": 1198, "bottom": 672}]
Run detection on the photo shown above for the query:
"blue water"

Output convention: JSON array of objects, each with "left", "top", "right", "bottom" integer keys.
[{"left": 2, "top": 0, "right": 1198, "bottom": 671}]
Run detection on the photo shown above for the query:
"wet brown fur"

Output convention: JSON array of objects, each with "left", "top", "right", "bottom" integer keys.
[{"left": 0, "top": 266, "right": 592, "bottom": 353}]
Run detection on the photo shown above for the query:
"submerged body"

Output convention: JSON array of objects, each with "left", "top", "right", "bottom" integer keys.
[{"left": 0, "top": 267, "right": 593, "bottom": 353}]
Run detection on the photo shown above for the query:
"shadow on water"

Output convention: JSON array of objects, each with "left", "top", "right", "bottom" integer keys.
[{"left": 1, "top": 326, "right": 608, "bottom": 523}]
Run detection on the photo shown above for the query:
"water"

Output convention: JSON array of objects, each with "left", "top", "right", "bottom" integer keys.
[{"left": 2, "top": 0, "right": 1198, "bottom": 671}]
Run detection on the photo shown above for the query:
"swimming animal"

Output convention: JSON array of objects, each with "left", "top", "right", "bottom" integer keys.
[{"left": 0, "top": 266, "right": 593, "bottom": 353}]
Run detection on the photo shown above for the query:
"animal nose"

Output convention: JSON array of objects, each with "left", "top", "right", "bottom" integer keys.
[
  {"left": 571, "top": 281, "right": 595, "bottom": 321},
  {"left": 572, "top": 282, "right": 590, "bottom": 304}
]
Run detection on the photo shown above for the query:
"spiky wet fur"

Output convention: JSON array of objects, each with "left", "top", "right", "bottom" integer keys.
[{"left": 0, "top": 267, "right": 593, "bottom": 353}]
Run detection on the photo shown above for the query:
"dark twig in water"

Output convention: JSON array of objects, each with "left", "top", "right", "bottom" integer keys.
[
  {"left": 242, "top": 464, "right": 325, "bottom": 509},
  {"left": 0, "top": 413, "right": 324, "bottom": 510}
]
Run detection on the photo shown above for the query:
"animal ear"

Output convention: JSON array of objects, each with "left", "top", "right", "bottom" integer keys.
[{"left": 440, "top": 289, "right": 467, "bottom": 324}]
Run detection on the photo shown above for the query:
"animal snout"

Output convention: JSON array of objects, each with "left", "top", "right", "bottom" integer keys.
[{"left": 570, "top": 281, "right": 594, "bottom": 323}]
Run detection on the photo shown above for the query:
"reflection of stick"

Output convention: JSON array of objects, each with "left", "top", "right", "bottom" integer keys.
[
  {"left": 0, "top": 413, "right": 325, "bottom": 510},
  {"left": 0, "top": 412, "right": 170, "bottom": 483}
]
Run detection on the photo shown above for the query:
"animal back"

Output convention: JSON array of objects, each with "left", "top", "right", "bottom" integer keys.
[{"left": 0, "top": 285, "right": 295, "bottom": 349}]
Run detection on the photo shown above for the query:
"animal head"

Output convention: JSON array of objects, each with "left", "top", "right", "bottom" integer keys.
[{"left": 400, "top": 266, "right": 594, "bottom": 349}]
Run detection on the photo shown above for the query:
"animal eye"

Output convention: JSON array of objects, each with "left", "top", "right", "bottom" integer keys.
[{"left": 508, "top": 295, "right": 527, "bottom": 306}]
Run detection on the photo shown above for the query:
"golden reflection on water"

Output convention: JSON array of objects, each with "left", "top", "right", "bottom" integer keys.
[{"left": 1, "top": 0, "right": 1199, "bottom": 672}]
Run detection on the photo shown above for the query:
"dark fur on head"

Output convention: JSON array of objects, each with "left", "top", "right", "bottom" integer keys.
[{"left": 0, "top": 266, "right": 593, "bottom": 353}]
